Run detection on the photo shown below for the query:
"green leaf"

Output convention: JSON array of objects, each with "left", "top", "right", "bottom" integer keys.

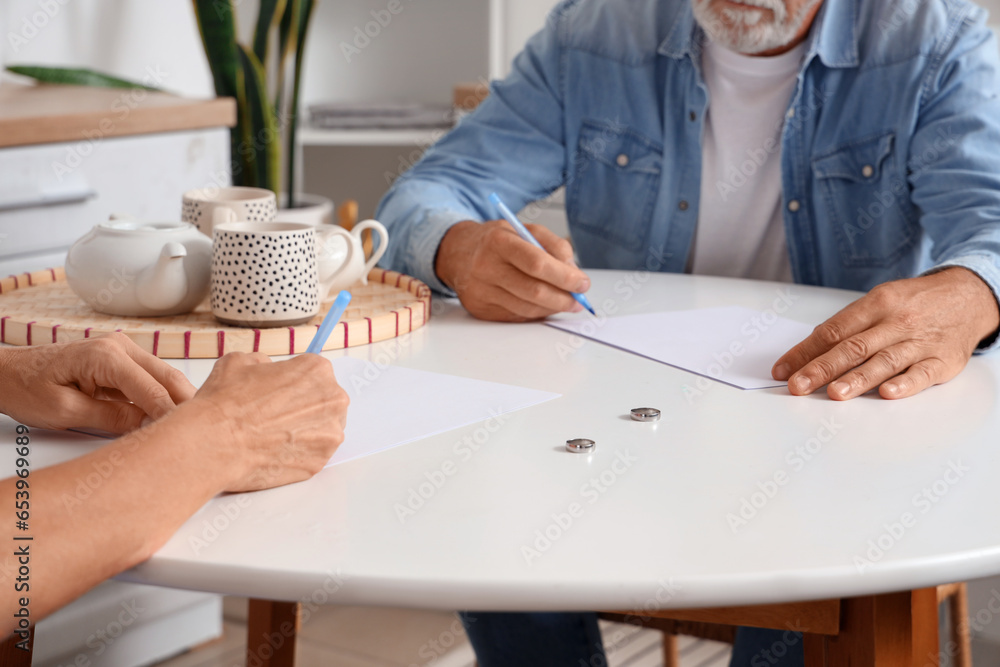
[
  {"left": 237, "top": 43, "right": 280, "bottom": 195},
  {"left": 252, "top": 0, "right": 288, "bottom": 66},
  {"left": 191, "top": 0, "right": 247, "bottom": 185},
  {"left": 285, "top": 0, "right": 314, "bottom": 207},
  {"left": 274, "top": 0, "right": 301, "bottom": 118},
  {"left": 5, "top": 65, "right": 162, "bottom": 91},
  {"left": 191, "top": 0, "right": 239, "bottom": 98}
]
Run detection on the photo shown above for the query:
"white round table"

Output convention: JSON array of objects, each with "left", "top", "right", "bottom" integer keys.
[{"left": 11, "top": 270, "right": 1000, "bottom": 665}]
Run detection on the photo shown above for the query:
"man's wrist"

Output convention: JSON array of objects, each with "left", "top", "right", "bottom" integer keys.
[
  {"left": 433, "top": 220, "right": 477, "bottom": 291},
  {"left": 942, "top": 266, "right": 1000, "bottom": 346}
]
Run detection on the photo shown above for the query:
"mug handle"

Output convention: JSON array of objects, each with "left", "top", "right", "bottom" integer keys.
[
  {"left": 212, "top": 208, "right": 238, "bottom": 229},
  {"left": 352, "top": 219, "right": 389, "bottom": 283},
  {"left": 316, "top": 226, "right": 357, "bottom": 297}
]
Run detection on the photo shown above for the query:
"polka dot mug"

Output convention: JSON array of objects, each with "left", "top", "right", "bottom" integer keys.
[
  {"left": 183, "top": 187, "right": 277, "bottom": 236},
  {"left": 210, "top": 221, "right": 355, "bottom": 327}
]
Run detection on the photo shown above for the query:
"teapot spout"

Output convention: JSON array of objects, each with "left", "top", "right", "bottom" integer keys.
[{"left": 136, "top": 242, "right": 189, "bottom": 312}]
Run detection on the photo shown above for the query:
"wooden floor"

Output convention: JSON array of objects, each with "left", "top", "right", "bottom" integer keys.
[{"left": 153, "top": 597, "right": 733, "bottom": 667}]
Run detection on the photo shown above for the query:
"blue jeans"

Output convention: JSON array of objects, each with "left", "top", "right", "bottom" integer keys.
[{"left": 458, "top": 612, "right": 804, "bottom": 667}]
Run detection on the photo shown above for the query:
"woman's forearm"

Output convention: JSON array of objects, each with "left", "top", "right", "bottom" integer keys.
[{"left": 0, "top": 399, "right": 237, "bottom": 635}]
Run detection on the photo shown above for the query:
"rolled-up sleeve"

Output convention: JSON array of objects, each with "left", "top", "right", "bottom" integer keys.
[
  {"left": 910, "top": 8, "right": 1000, "bottom": 351},
  {"left": 375, "top": 1, "right": 575, "bottom": 294}
]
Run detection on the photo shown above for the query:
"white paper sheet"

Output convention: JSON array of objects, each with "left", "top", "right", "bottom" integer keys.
[
  {"left": 75, "top": 357, "right": 559, "bottom": 467},
  {"left": 546, "top": 307, "right": 813, "bottom": 389},
  {"left": 328, "top": 357, "right": 559, "bottom": 466}
]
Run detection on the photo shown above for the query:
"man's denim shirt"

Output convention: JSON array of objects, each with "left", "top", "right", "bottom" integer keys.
[{"left": 376, "top": 0, "right": 1000, "bottom": 350}]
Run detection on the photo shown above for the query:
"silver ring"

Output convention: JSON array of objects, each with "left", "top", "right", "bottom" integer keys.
[
  {"left": 630, "top": 407, "right": 661, "bottom": 422},
  {"left": 565, "top": 438, "right": 596, "bottom": 453}
]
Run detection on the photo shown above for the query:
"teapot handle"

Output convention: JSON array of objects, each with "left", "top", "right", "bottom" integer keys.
[{"left": 316, "top": 226, "right": 357, "bottom": 297}]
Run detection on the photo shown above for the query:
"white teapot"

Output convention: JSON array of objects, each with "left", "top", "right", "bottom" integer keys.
[
  {"left": 316, "top": 219, "right": 389, "bottom": 294},
  {"left": 65, "top": 218, "right": 213, "bottom": 317}
]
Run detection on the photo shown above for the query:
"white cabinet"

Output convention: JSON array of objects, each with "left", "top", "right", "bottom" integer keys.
[{"left": 0, "top": 129, "right": 229, "bottom": 276}]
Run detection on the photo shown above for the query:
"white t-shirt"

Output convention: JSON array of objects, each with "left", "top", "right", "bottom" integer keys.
[{"left": 692, "top": 40, "right": 806, "bottom": 282}]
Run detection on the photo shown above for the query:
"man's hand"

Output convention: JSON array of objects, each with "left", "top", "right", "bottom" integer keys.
[
  {"left": 435, "top": 220, "right": 592, "bottom": 321},
  {"left": 773, "top": 267, "right": 1000, "bottom": 400},
  {"left": 0, "top": 333, "right": 195, "bottom": 433},
  {"left": 190, "top": 352, "right": 349, "bottom": 492}
]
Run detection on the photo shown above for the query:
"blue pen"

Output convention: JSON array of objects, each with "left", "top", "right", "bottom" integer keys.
[
  {"left": 306, "top": 291, "right": 353, "bottom": 354},
  {"left": 489, "top": 192, "right": 596, "bottom": 316}
]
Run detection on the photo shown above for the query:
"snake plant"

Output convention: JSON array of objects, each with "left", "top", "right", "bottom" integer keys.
[{"left": 193, "top": 0, "right": 315, "bottom": 206}]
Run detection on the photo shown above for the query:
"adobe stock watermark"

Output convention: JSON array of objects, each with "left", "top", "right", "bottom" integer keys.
[
  {"left": 617, "top": 578, "right": 683, "bottom": 626},
  {"left": 405, "top": 616, "right": 470, "bottom": 667},
  {"left": 715, "top": 87, "right": 829, "bottom": 201},
  {"left": 844, "top": 126, "right": 959, "bottom": 245},
  {"left": 243, "top": 570, "right": 351, "bottom": 667},
  {"left": 346, "top": 336, "right": 415, "bottom": 395},
  {"left": 188, "top": 494, "right": 253, "bottom": 555},
  {"left": 743, "top": 621, "right": 807, "bottom": 666},
  {"left": 394, "top": 409, "right": 510, "bottom": 523},
  {"left": 52, "top": 65, "right": 170, "bottom": 181},
  {"left": 51, "top": 598, "right": 147, "bottom": 667},
  {"left": 878, "top": 0, "right": 920, "bottom": 36},
  {"left": 554, "top": 247, "right": 672, "bottom": 362},
  {"left": 520, "top": 450, "right": 638, "bottom": 566},
  {"left": 726, "top": 415, "right": 844, "bottom": 533},
  {"left": 578, "top": 580, "right": 683, "bottom": 667},
  {"left": 7, "top": 0, "right": 71, "bottom": 53},
  {"left": 681, "top": 287, "right": 799, "bottom": 404},
  {"left": 341, "top": 0, "right": 415, "bottom": 63},
  {"left": 853, "top": 460, "right": 970, "bottom": 573}
]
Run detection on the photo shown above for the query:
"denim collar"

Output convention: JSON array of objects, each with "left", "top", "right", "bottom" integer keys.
[{"left": 657, "top": 0, "right": 860, "bottom": 69}]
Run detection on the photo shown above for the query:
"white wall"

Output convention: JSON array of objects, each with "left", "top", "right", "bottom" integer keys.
[
  {"left": 1, "top": 1, "right": 214, "bottom": 97},
  {"left": 297, "top": 0, "right": 489, "bottom": 107},
  {"left": 490, "top": 0, "right": 559, "bottom": 78}
]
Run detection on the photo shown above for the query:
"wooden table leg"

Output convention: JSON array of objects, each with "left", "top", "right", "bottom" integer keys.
[
  {"left": 0, "top": 626, "right": 33, "bottom": 666},
  {"left": 663, "top": 632, "right": 680, "bottom": 667},
  {"left": 247, "top": 599, "right": 299, "bottom": 667},
  {"left": 802, "top": 588, "right": 939, "bottom": 667}
]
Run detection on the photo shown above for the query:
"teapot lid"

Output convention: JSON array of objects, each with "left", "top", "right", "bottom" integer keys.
[{"left": 98, "top": 220, "right": 195, "bottom": 233}]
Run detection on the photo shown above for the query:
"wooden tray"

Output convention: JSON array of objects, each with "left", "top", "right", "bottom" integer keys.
[{"left": 0, "top": 267, "right": 431, "bottom": 358}]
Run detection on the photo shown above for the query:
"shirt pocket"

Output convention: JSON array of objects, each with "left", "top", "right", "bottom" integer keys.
[
  {"left": 567, "top": 119, "right": 662, "bottom": 252},
  {"left": 811, "top": 131, "right": 920, "bottom": 268}
]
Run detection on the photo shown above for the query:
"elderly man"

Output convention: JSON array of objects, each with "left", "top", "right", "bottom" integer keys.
[{"left": 376, "top": 0, "right": 1000, "bottom": 660}]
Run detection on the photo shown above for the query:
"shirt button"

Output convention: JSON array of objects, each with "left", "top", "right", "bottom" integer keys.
[
  {"left": 689, "top": 111, "right": 697, "bottom": 121},
  {"left": 616, "top": 154, "right": 629, "bottom": 167},
  {"left": 787, "top": 200, "right": 801, "bottom": 212},
  {"left": 862, "top": 165, "right": 874, "bottom": 178},
  {"left": 787, "top": 108, "right": 795, "bottom": 118},
  {"left": 678, "top": 200, "right": 689, "bottom": 211}
]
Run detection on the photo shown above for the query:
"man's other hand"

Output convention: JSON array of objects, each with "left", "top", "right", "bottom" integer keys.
[
  {"left": 435, "top": 220, "right": 592, "bottom": 321},
  {"left": 773, "top": 267, "right": 1000, "bottom": 399}
]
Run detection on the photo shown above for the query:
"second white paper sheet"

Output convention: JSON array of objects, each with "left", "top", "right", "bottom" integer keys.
[
  {"left": 546, "top": 307, "right": 813, "bottom": 389},
  {"left": 329, "top": 357, "right": 559, "bottom": 466},
  {"left": 172, "top": 356, "right": 559, "bottom": 467}
]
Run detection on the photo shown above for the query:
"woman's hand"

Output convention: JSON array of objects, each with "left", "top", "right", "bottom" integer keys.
[{"left": 0, "top": 333, "right": 196, "bottom": 433}]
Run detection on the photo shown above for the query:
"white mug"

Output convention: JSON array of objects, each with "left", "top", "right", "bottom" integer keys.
[
  {"left": 211, "top": 221, "right": 355, "bottom": 327},
  {"left": 317, "top": 219, "right": 389, "bottom": 293},
  {"left": 183, "top": 187, "right": 277, "bottom": 236}
]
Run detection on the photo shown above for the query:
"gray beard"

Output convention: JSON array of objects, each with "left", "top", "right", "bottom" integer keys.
[{"left": 692, "top": 0, "right": 822, "bottom": 54}]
